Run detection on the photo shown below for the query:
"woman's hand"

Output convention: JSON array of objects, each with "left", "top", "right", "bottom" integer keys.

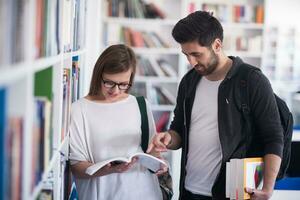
[
  {"left": 95, "top": 158, "right": 137, "bottom": 176},
  {"left": 146, "top": 149, "right": 169, "bottom": 175}
]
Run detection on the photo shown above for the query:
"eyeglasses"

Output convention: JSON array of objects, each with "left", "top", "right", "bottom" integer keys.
[{"left": 102, "top": 78, "right": 131, "bottom": 90}]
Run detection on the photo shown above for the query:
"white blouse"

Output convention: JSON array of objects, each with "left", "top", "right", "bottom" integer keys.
[{"left": 69, "top": 95, "right": 162, "bottom": 200}]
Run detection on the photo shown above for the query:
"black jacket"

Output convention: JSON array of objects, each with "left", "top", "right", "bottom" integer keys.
[{"left": 169, "top": 56, "right": 283, "bottom": 199}]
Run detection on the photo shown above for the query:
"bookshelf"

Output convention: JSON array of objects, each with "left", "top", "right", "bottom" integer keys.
[
  {"left": 185, "top": 0, "right": 265, "bottom": 68},
  {"left": 0, "top": 0, "right": 91, "bottom": 199},
  {"left": 100, "top": 0, "right": 266, "bottom": 199}
]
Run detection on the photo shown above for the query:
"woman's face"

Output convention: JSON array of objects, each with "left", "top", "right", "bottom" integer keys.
[{"left": 100, "top": 69, "right": 132, "bottom": 102}]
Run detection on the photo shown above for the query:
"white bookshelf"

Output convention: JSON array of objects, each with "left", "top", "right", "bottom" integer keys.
[{"left": 0, "top": 0, "right": 98, "bottom": 199}]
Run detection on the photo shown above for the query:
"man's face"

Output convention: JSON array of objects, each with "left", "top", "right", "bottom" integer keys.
[{"left": 181, "top": 41, "right": 219, "bottom": 76}]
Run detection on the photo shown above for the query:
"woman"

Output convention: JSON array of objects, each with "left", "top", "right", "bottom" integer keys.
[{"left": 68, "top": 44, "right": 163, "bottom": 200}]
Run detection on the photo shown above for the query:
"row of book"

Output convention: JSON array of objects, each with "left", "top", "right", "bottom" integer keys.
[
  {"left": 63, "top": 0, "right": 87, "bottom": 53},
  {"left": 61, "top": 56, "right": 81, "bottom": 141},
  {"left": 226, "top": 157, "right": 264, "bottom": 200},
  {"left": 0, "top": 0, "right": 28, "bottom": 66},
  {"left": 0, "top": 55, "right": 81, "bottom": 199},
  {"left": 223, "top": 35, "right": 262, "bottom": 52},
  {"left": 188, "top": 2, "right": 264, "bottom": 24},
  {"left": 107, "top": 0, "right": 165, "bottom": 19},
  {"left": 0, "top": 0, "right": 86, "bottom": 68},
  {"left": 31, "top": 66, "right": 54, "bottom": 192},
  {"left": 31, "top": 56, "right": 81, "bottom": 197},
  {"left": 263, "top": 27, "right": 300, "bottom": 81},
  {"left": 106, "top": 25, "right": 170, "bottom": 48},
  {"left": 154, "top": 111, "right": 171, "bottom": 133},
  {"left": 36, "top": 0, "right": 86, "bottom": 56},
  {"left": 136, "top": 56, "right": 177, "bottom": 77},
  {"left": 130, "top": 84, "right": 176, "bottom": 106},
  {"left": 150, "top": 86, "right": 176, "bottom": 106}
]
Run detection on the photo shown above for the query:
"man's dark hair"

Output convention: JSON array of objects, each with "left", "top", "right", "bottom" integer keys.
[{"left": 172, "top": 11, "right": 223, "bottom": 47}]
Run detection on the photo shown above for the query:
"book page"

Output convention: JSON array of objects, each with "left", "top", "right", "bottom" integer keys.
[
  {"left": 131, "top": 152, "right": 168, "bottom": 172},
  {"left": 85, "top": 152, "right": 168, "bottom": 176},
  {"left": 85, "top": 157, "right": 130, "bottom": 176}
]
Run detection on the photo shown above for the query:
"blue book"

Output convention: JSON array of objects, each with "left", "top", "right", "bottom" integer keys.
[{"left": 0, "top": 88, "right": 7, "bottom": 197}]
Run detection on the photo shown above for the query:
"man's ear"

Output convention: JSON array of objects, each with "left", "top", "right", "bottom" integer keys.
[{"left": 212, "top": 38, "right": 222, "bottom": 53}]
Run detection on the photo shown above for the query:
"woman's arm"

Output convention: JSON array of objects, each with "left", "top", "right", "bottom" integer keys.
[{"left": 71, "top": 160, "right": 136, "bottom": 179}]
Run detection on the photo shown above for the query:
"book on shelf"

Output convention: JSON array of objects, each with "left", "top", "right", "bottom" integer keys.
[
  {"left": 157, "top": 59, "right": 177, "bottom": 77},
  {"left": 107, "top": 0, "right": 165, "bottom": 19},
  {"left": 226, "top": 157, "right": 264, "bottom": 200},
  {"left": 61, "top": 68, "right": 71, "bottom": 140},
  {"left": 6, "top": 117, "right": 24, "bottom": 200},
  {"left": 148, "top": 57, "right": 166, "bottom": 77},
  {"left": 85, "top": 152, "right": 168, "bottom": 175},
  {"left": 156, "top": 112, "right": 170, "bottom": 132},
  {"left": 154, "top": 86, "right": 176, "bottom": 105},
  {"left": 137, "top": 56, "right": 157, "bottom": 76},
  {"left": 71, "top": 56, "right": 80, "bottom": 102}
]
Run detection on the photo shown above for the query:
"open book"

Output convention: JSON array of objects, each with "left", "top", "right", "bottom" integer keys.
[
  {"left": 86, "top": 152, "right": 168, "bottom": 175},
  {"left": 226, "top": 157, "right": 264, "bottom": 200}
]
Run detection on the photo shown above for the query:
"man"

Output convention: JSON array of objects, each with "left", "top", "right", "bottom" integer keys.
[{"left": 147, "top": 11, "right": 283, "bottom": 200}]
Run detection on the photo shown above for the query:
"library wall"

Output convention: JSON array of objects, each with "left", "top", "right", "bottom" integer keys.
[{"left": 0, "top": 0, "right": 88, "bottom": 199}]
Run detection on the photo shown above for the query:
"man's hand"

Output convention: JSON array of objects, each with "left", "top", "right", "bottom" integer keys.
[
  {"left": 245, "top": 187, "right": 273, "bottom": 200},
  {"left": 147, "top": 132, "right": 172, "bottom": 153}
]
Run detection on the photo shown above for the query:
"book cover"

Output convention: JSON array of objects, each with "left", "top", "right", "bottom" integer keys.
[
  {"left": 243, "top": 158, "right": 264, "bottom": 199},
  {"left": 0, "top": 88, "right": 6, "bottom": 197},
  {"left": 226, "top": 157, "right": 264, "bottom": 200},
  {"left": 34, "top": 66, "right": 53, "bottom": 101},
  {"left": 86, "top": 152, "right": 168, "bottom": 176}
]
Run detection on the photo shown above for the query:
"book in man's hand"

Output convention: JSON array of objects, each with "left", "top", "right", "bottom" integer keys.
[
  {"left": 86, "top": 152, "right": 168, "bottom": 175},
  {"left": 226, "top": 157, "right": 264, "bottom": 200}
]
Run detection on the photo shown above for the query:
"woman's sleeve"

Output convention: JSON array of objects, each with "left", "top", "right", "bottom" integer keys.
[{"left": 68, "top": 102, "right": 90, "bottom": 165}]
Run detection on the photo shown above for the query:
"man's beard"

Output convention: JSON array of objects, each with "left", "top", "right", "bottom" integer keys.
[{"left": 194, "top": 50, "right": 219, "bottom": 76}]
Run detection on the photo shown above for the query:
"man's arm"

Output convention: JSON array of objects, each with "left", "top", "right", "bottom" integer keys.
[
  {"left": 246, "top": 154, "right": 281, "bottom": 199},
  {"left": 262, "top": 154, "right": 281, "bottom": 194}
]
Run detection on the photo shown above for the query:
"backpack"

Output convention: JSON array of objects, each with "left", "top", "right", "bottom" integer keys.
[
  {"left": 237, "top": 64, "right": 294, "bottom": 180},
  {"left": 136, "top": 96, "right": 173, "bottom": 200}
]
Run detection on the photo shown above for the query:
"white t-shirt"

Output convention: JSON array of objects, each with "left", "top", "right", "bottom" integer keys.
[
  {"left": 69, "top": 95, "right": 162, "bottom": 200},
  {"left": 185, "top": 77, "right": 223, "bottom": 196}
]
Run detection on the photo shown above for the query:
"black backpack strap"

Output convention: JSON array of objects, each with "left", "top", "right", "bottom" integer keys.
[
  {"left": 238, "top": 64, "right": 261, "bottom": 115},
  {"left": 239, "top": 65, "right": 251, "bottom": 115},
  {"left": 136, "top": 96, "right": 149, "bottom": 152}
]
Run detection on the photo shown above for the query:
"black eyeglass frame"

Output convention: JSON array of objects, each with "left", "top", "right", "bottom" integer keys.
[{"left": 101, "top": 78, "right": 132, "bottom": 90}]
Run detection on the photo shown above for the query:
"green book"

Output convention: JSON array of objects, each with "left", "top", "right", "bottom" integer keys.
[{"left": 34, "top": 66, "right": 53, "bottom": 101}]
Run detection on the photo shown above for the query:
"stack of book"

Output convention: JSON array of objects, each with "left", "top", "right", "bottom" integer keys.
[{"left": 226, "top": 157, "right": 264, "bottom": 199}]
